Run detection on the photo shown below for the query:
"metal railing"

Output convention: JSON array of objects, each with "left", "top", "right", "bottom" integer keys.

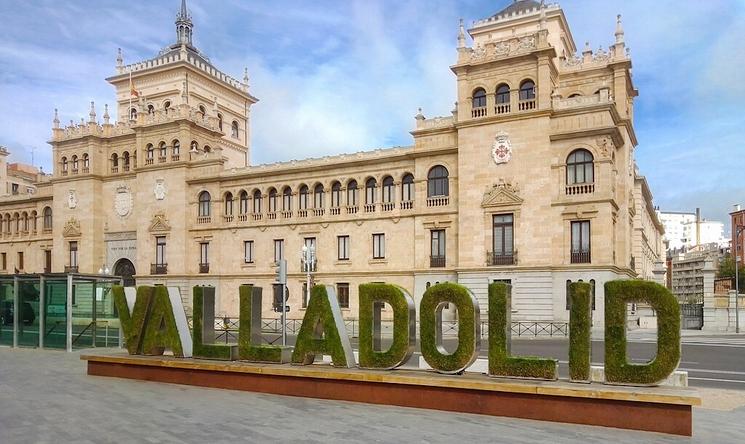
[
  {"left": 571, "top": 251, "right": 591, "bottom": 264},
  {"left": 430, "top": 255, "right": 446, "bottom": 268},
  {"left": 151, "top": 263, "right": 167, "bottom": 275},
  {"left": 487, "top": 251, "right": 516, "bottom": 266},
  {"left": 199, "top": 263, "right": 210, "bottom": 274}
]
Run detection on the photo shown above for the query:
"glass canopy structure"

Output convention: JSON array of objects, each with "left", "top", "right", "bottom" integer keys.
[{"left": 0, "top": 274, "right": 122, "bottom": 351}]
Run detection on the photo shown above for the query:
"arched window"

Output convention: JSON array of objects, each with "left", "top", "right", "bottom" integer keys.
[
  {"left": 13, "top": 213, "right": 20, "bottom": 233},
  {"left": 61, "top": 157, "right": 68, "bottom": 172},
  {"left": 82, "top": 153, "right": 89, "bottom": 168},
  {"left": 231, "top": 121, "right": 239, "bottom": 138},
  {"left": 519, "top": 80, "right": 535, "bottom": 101},
  {"left": 172, "top": 140, "right": 180, "bottom": 157},
  {"left": 252, "top": 190, "right": 262, "bottom": 214},
  {"left": 71, "top": 155, "right": 79, "bottom": 171},
  {"left": 401, "top": 173, "right": 414, "bottom": 202},
  {"left": 365, "top": 178, "right": 377, "bottom": 204},
  {"left": 224, "top": 192, "right": 234, "bottom": 216},
  {"left": 190, "top": 141, "right": 199, "bottom": 152},
  {"left": 427, "top": 166, "right": 449, "bottom": 197},
  {"left": 472, "top": 88, "right": 487, "bottom": 108},
  {"left": 147, "top": 104, "right": 155, "bottom": 115},
  {"left": 496, "top": 84, "right": 510, "bottom": 104},
  {"left": 30, "top": 211, "right": 37, "bottom": 232},
  {"left": 331, "top": 181, "right": 342, "bottom": 207},
  {"left": 268, "top": 188, "right": 278, "bottom": 213},
  {"left": 198, "top": 105, "right": 206, "bottom": 118},
  {"left": 203, "top": 145, "right": 211, "bottom": 153},
  {"left": 111, "top": 153, "right": 118, "bottom": 167},
  {"left": 146, "top": 144, "right": 154, "bottom": 160},
  {"left": 198, "top": 191, "right": 211, "bottom": 217},
  {"left": 164, "top": 100, "right": 171, "bottom": 110},
  {"left": 313, "top": 184, "right": 324, "bottom": 208},
  {"left": 239, "top": 191, "right": 249, "bottom": 214},
  {"left": 130, "top": 108, "right": 137, "bottom": 120},
  {"left": 282, "top": 187, "right": 292, "bottom": 211},
  {"left": 22, "top": 212, "right": 28, "bottom": 231},
  {"left": 566, "top": 149, "right": 594, "bottom": 184},
  {"left": 382, "top": 176, "right": 394, "bottom": 203},
  {"left": 347, "top": 180, "right": 358, "bottom": 206},
  {"left": 123, "top": 151, "right": 131, "bottom": 170},
  {"left": 159, "top": 142, "right": 167, "bottom": 158},
  {"left": 217, "top": 113, "right": 223, "bottom": 132},
  {"left": 299, "top": 185, "right": 309, "bottom": 210}
]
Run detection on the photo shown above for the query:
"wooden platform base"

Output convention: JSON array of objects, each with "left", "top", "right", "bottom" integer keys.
[{"left": 81, "top": 354, "right": 700, "bottom": 436}]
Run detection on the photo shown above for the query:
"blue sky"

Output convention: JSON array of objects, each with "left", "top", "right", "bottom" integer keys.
[{"left": 0, "top": 0, "right": 743, "bottom": 229}]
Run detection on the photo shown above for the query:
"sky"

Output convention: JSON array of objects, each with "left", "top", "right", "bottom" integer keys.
[{"left": 0, "top": 0, "right": 743, "bottom": 230}]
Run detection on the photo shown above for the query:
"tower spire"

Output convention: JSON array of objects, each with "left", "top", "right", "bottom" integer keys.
[{"left": 175, "top": 0, "right": 193, "bottom": 47}]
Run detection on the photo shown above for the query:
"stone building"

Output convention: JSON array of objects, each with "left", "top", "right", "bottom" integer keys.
[{"left": 0, "top": 0, "right": 664, "bottom": 325}]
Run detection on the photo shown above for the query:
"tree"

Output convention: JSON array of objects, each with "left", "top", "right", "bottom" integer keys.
[{"left": 718, "top": 255, "right": 745, "bottom": 290}]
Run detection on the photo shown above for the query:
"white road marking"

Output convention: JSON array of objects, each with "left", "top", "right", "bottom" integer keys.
[{"left": 688, "top": 377, "right": 745, "bottom": 384}]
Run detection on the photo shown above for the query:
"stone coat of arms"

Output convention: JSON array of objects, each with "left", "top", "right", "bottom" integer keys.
[
  {"left": 114, "top": 185, "right": 133, "bottom": 218},
  {"left": 491, "top": 131, "right": 512, "bottom": 165},
  {"left": 154, "top": 179, "right": 167, "bottom": 200}
]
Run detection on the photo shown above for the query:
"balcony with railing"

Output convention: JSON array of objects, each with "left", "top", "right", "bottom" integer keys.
[
  {"left": 172, "top": 154, "right": 180, "bottom": 161},
  {"left": 570, "top": 251, "right": 591, "bottom": 264},
  {"left": 381, "top": 202, "right": 395, "bottom": 212},
  {"left": 267, "top": 212, "right": 277, "bottom": 220},
  {"left": 364, "top": 203, "right": 376, "bottom": 213},
  {"left": 298, "top": 209, "right": 308, "bottom": 218},
  {"left": 313, "top": 208, "right": 325, "bottom": 217},
  {"left": 518, "top": 99, "right": 536, "bottom": 111},
  {"left": 346, "top": 206, "right": 358, "bottom": 214},
  {"left": 427, "top": 196, "right": 449, "bottom": 207},
  {"left": 199, "top": 263, "right": 210, "bottom": 274},
  {"left": 158, "top": 156, "right": 167, "bottom": 163},
  {"left": 565, "top": 182, "right": 595, "bottom": 195},
  {"left": 400, "top": 200, "right": 413, "bottom": 210},
  {"left": 281, "top": 211, "right": 292, "bottom": 219},
  {"left": 82, "top": 167, "right": 89, "bottom": 174},
  {"left": 495, "top": 103, "right": 510, "bottom": 115},
  {"left": 330, "top": 207, "right": 341, "bottom": 215},
  {"left": 487, "top": 251, "right": 517, "bottom": 266},
  {"left": 252, "top": 213, "right": 263, "bottom": 221},
  {"left": 472, "top": 106, "right": 487, "bottom": 118},
  {"left": 151, "top": 263, "right": 168, "bottom": 275},
  {"left": 145, "top": 158, "right": 154, "bottom": 165},
  {"left": 430, "top": 255, "right": 446, "bottom": 268},
  {"left": 238, "top": 214, "right": 248, "bottom": 222},
  {"left": 223, "top": 215, "right": 234, "bottom": 223},
  {"left": 196, "top": 216, "right": 211, "bottom": 224},
  {"left": 64, "top": 265, "right": 79, "bottom": 273},
  {"left": 111, "top": 166, "right": 118, "bottom": 173}
]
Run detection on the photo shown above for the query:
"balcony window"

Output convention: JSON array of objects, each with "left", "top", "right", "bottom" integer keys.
[
  {"left": 313, "top": 184, "right": 324, "bottom": 209},
  {"left": 252, "top": 190, "right": 262, "bottom": 214},
  {"left": 200, "top": 242, "right": 210, "bottom": 273},
  {"left": 239, "top": 191, "right": 249, "bottom": 215},
  {"left": 331, "top": 182, "right": 342, "bottom": 208},
  {"left": 299, "top": 186, "right": 309, "bottom": 210},
  {"left": 401, "top": 174, "right": 414, "bottom": 202},
  {"left": 566, "top": 149, "right": 594, "bottom": 185},
  {"left": 198, "top": 191, "right": 211, "bottom": 217},
  {"left": 490, "top": 214, "right": 514, "bottom": 265},
  {"left": 430, "top": 230, "right": 446, "bottom": 267},
  {"left": 268, "top": 188, "right": 278, "bottom": 213},
  {"left": 519, "top": 80, "right": 535, "bottom": 101},
  {"left": 347, "top": 180, "right": 358, "bottom": 207},
  {"left": 472, "top": 88, "right": 487, "bottom": 117},
  {"left": 365, "top": 178, "right": 377, "bottom": 204},
  {"left": 69, "top": 241, "right": 78, "bottom": 269},
  {"left": 224, "top": 192, "right": 234, "bottom": 216},
  {"left": 496, "top": 84, "right": 510, "bottom": 114},
  {"left": 570, "top": 220, "right": 591, "bottom": 263},
  {"left": 427, "top": 165, "right": 449, "bottom": 197},
  {"left": 372, "top": 233, "right": 385, "bottom": 259},
  {"left": 338, "top": 235, "right": 350, "bottom": 261}
]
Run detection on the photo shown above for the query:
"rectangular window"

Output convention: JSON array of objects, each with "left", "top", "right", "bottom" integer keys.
[
  {"left": 274, "top": 239, "right": 284, "bottom": 262},
  {"left": 69, "top": 241, "right": 78, "bottom": 267},
  {"left": 1, "top": 252, "right": 6, "bottom": 270},
  {"left": 17, "top": 252, "right": 24, "bottom": 271},
  {"left": 155, "top": 236, "right": 166, "bottom": 265},
  {"left": 337, "top": 235, "right": 350, "bottom": 260},
  {"left": 492, "top": 214, "right": 514, "bottom": 257},
  {"left": 304, "top": 237, "right": 316, "bottom": 251},
  {"left": 337, "top": 283, "right": 350, "bottom": 309},
  {"left": 244, "top": 240, "right": 254, "bottom": 264},
  {"left": 430, "top": 230, "right": 446, "bottom": 267},
  {"left": 570, "top": 221, "right": 591, "bottom": 263},
  {"left": 372, "top": 233, "right": 385, "bottom": 259},
  {"left": 200, "top": 242, "right": 209, "bottom": 265},
  {"left": 302, "top": 282, "right": 308, "bottom": 309},
  {"left": 44, "top": 250, "right": 52, "bottom": 273}
]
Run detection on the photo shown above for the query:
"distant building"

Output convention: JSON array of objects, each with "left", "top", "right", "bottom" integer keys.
[
  {"left": 0, "top": 147, "right": 42, "bottom": 197},
  {"left": 669, "top": 244, "right": 720, "bottom": 302},
  {"left": 657, "top": 208, "right": 727, "bottom": 251}
]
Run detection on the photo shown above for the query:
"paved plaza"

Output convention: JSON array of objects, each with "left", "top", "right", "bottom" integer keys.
[{"left": 1, "top": 348, "right": 745, "bottom": 443}]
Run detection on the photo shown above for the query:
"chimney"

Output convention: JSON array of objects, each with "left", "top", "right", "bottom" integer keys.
[
  {"left": 695, "top": 208, "right": 701, "bottom": 246},
  {"left": 735, "top": 204, "right": 742, "bottom": 212}
]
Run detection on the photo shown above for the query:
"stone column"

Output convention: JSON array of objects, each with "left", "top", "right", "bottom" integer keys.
[
  {"left": 702, "top": 259, "right": 718, "bottom": 331},
  {"left": 652, "top": 261, "right": 666, "bottom": 286}
]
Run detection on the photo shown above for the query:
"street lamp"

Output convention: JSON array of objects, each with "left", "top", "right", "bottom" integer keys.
[
  {"left": 97, "top": 264, "right": 110, "bottom": 275},
  {"left": 735, "top": 225, "right": 743, "bottom": 334},
  {"left": 300, "top": 244, "right": 316, "bottom": 307}
]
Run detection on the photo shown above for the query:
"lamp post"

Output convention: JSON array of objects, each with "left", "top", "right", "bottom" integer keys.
[
  {"left": 300, "top": 244, "right": 316, "bottom": 307},
  {"left": 735, "top": 225, "right": 743, "bottom": 334}
]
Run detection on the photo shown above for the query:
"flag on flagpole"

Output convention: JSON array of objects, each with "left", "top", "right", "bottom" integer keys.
[{"left": 129, "top": 71, "right": 139, "bottom": 98}]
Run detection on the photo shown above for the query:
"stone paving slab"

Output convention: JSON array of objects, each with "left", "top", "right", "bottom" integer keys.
[{"left": 1, "top": 347, "right": 744, "bottom": 444}]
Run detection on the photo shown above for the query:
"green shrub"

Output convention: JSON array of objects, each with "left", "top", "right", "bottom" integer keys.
[
  {"left": 291, "top": 285, "right": 355, "bottom": 367},
  {"left": 488, "top": 282, "right": 557, "bottom": 380},
  {"left": 604, "top": 280, "right": 681, "bottom": 386},
  {"left": 141, "top": 286, "right": 186, "bottom": 357},
  {"left": 238, "top": 285, "right": 290, "bottom": 363},
  {"left": 568, "top": 282, "right": 592, "bottom": 382},
  {"left": 112, "top": 285, "right": 153, "bottom": 355},
  {"left": 193, "top": 286, "right": 236, "bottom": 360},
  {"left": 420, "top": 282, "right": 479, "bottom": 374},
  {"left": 358, "top": 283, "right": 415, "bottom": 369}
]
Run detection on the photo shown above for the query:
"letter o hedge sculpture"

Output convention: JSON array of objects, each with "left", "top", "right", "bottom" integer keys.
[{"left": 420, "top": 282, "right": 480, "bottom": 374}]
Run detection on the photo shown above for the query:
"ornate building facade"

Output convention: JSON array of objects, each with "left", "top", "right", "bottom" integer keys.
[{"left": 0, "top": 0, "right": 664, "bottom": 325}]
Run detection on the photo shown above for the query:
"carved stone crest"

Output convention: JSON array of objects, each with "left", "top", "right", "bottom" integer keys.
[
  {"left": 114, "top": 185, "right": 133, "bottom": 218},
  {"left": 62, "top": 218, "right": 81, "bottom": 237},
  {"left": 491, "top": 131, "right": 512, "bottom": 165},
  {"left": 154, "top": 179, "right": 167, "bottom": 200},
  {"left": 482, "top": 181, "right": 523, "bottom": 208},
  {"left": 596, "top": 136, "right": 614, "bottom": 158},
  {"left": 149, "top": 211, "right": 171, "bottom": 232},
  {"left": 67, "top": 190, "right": 78, "bottom": 209}
]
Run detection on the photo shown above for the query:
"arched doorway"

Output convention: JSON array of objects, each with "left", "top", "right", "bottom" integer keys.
[{"left": 113, "top": 259, "right": 136, "bottom": 287}]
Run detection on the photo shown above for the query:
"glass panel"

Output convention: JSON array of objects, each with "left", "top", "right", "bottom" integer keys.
[
  {"left": 44, "top": 279, "right": 68, "bottom": 349},
  {"left": 504, "top": 226, "right": 513, "bottom": 254},
  {"left": 17, "top": 281, "right": 40, "bottom": 347},
  {"left": 572, "top": 222, "right": 581, "bottom": 252},
  {"left": 585, "top": 163, "right": 594, "bottom": 183},
  {"left": 494, "top": 227, "right": 504, "bottom": 254},
  {"left": 0, "top": 280, "right": 14, "bottom": 346},
  {"left": 582, "top": 222, "right": 591, "bottom": 251}
]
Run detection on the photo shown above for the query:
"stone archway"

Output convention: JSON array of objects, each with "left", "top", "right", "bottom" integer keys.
[{"left": 113, "top": 259, "right": 136, "bottom": 287}]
